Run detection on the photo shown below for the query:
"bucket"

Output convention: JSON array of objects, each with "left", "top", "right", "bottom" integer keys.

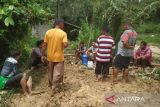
[
  {"left": 87, "top": 61, "right": 94, "bottom": 69},
  {"left": 81, "top": 54, "right": 88, "bottom": 65}
]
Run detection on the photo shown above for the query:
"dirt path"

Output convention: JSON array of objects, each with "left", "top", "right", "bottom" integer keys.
[{"left": 10, "top": 55, "right": 160, "bottom": 107}]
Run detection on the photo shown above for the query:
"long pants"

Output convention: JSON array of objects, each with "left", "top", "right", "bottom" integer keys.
[{"left": 48, "top": 61, "right": 64, "bottom": 89}]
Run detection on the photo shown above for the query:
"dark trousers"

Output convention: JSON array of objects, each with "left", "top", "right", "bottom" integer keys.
[
  {"left": 114, "top": 54, "right": 131, "bottom": 70},
  {"left": 95, "top": 61, "right": 110, "bottom": 76},
  {"left": 28, "top": 57, "right": 41, "bottom": 69},
  {"left": 5, "top": 73, "right": 23, "bottom": 88}
]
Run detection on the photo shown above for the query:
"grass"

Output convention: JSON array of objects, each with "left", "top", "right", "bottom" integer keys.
[{"left": 137, "top": 33, "right": 160, "bottom": 47}]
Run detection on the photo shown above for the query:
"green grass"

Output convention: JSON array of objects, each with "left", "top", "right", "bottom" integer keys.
[{"left": 137, "top": 33, "right": 160, "bottom": 47}]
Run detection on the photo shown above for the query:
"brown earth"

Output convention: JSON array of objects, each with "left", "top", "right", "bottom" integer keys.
[{"left": 9, "top": 46, "right": 160, "bottom": 107}]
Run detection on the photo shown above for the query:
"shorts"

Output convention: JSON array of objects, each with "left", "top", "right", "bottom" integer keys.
[
  {"left": 95, "top": 61, "right": 110, "bottom": 75},
  {"left": 114, "top": 54, "right": 131, "bottom": 70},
  {"left": 5, "top": 73, "right": 23, "bottom": 88}
]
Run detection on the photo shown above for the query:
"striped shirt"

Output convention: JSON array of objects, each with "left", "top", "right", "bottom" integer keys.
[
  {"left": 95, "top": 35, "right": 114, "bottom": 62},
  {"left": 117, "top": 29, "right": 137, "bottom": 56}
]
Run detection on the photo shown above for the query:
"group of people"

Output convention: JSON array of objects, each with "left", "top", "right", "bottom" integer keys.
[
  {"left": 0, "top": 40, "right": 47, "bottom": 96},
  {"left": 0, "top": 19, "right": 67, "bottom": 96},
  {"left": 75, "top": 22, "right": 152, "bottom": 84},
  {"left": 0, "top": 50, "right": 32, "bottom": 96},
  {"left": 0, "top": 19, "right": 153, "bottom": 96},
  {"left": 75, "top": 42, "right": 96, "bottom": 62}
]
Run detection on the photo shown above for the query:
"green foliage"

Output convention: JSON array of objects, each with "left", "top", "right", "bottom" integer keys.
[
  {"left": 4, "top": 16, "right": 14, "bottom": 26},
  {"left": 137, "top": 23, "right": 160, "bottom": 34},
  {"left": 70, "top": 41, "right": 79, "bottom": 50},
  {"left": 154, "top": 68, "right": 160, "bottom": 80},
  {"left": 58, "top": 0, "right": 160, "bottom": 44},
  {"left": 137, "top": 34, "right": 160, "bottom": 46},
  {"left": 70, "top": 22, "right": 100, "bottom": 49},
  {"left": 9, "top": 34, "right": 38, "bottom": 65},
  {"left": 0, "top": 0, "right": 53, "bottom": 61}
]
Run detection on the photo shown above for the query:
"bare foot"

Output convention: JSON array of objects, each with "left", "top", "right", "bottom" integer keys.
[
  {"left": 111, "top": 80, "right": 118, "bottom": 85},
  {"left": 50, "top": 90, "right": 56, "bottom": 97},
  {"left": 24, "top": 92, "right": 30, "bottom": 98},
  {"left": 95, "top": 75, "right": 102, "bottom": 82},
  {"left": 95, "top": 78, "right": 100, "bottom": 82}
]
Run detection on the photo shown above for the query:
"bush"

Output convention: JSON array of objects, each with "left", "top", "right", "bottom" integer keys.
[
  {"left": 70, "top": 41, "right": 79, "bottom": 50},
  {"left": 9, "top": 34, "right": 38, "bottom": 66},
  {"left": 137, "top": 23, "right": 160, "bottom": 34},
  {"left": 76, "top": 22, "right": 100, "bottom": 48}
]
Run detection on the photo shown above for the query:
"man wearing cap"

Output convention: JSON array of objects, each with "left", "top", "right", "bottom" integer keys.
[
  {"left": 42, "top": 19, "right": 68, "bottom": 93},
  {"left": 113, "top": 22, "right": 137, "bottom": 84}
]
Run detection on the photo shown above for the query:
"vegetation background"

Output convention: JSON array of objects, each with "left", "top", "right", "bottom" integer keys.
[
  {"left": 0, "top": 0, "right": 160, "bottom": 62},
  {"left": 0, "top": 0, "right": 160, "bottom": 106}
]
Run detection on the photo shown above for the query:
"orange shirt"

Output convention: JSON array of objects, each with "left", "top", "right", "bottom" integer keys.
[{"left": 44, "top": 28, "right": 68, "bottom": 62}]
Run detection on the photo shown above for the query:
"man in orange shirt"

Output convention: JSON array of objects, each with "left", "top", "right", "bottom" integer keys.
[{"left": 42, "top": 19, "right": 68, "bottom": 93}]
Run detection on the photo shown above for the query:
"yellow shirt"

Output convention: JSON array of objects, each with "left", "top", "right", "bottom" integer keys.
[{"left": 44, "top": 28, "right": 68, "bottom": 62}]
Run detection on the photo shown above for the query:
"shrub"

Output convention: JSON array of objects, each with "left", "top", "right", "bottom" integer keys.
[
  {"left": 137, "top": 23, "right": 160, "bottom": 34},
  {"left": 76, "top": 22, "right": 100, "bottom": 48},
  {"left": 9, "top": 33, "right": 38, "bottom": 66}
]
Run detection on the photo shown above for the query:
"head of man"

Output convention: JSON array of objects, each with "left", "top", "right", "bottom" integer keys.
[
  {"left": 54, "top": 19, "right": 65, "bottom": 30},
  {"left": 92, "top": 42, "right": 95, "bottom": 46},
  {"left": 10, "top": 50, "right": 21, "bottom": 60},
  {"left": 140, "top": 41, "right": 147, "bottom": 50},
  {"left": 36, "top": 40, "right": 44, "bottom": 48},
  {"left": 101, "top": 25, "right": 109, "bottom": 35},
  {"left": 80, "top": 42, "right": 84, "bottom": 47},
  {"left": 122, "top": 22, "right": 133, "bottom": 30}
]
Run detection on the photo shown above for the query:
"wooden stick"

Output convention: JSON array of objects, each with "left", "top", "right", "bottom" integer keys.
[
  {"left": 31, "top": 90, "right": 46, "bottom": 95},
  {"left": 65, "top": 21, "right": 81, "bottom": 29},
  {"left": 64, "top": 54, "right": 75, "bottom": 56},
  {"left": 152, "top": 63, "right": 160, "bottom": 67}
]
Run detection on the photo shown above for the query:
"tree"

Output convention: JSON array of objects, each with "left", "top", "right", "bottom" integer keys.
[{"left": 0, "top": 0, "right": 53, "bottom": 60}]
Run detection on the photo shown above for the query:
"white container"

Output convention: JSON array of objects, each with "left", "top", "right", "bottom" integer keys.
[{"left": 87, "top": 61, "right": 94, "bottom": 69}]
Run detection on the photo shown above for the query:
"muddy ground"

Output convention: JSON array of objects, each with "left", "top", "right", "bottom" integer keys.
[
  {"left": 8, "top": 45, "right": 160, "bottom": 107},
  {"left": 9, "top": 55, "right": 160, "bottom": 107}
]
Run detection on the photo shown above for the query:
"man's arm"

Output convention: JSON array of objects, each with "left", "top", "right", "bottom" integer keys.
[
  {"left": 86, "top": 46, "right": 92, "bottom": 54},
  {"left": 123, "top": 42, "right": 134, "bottom": 49},
  {"left": 63, "top": 42, "right": 68, "bottom": 48},
  {"left": 121, "top": 33, "right": 134, "bottom": 49},
  {"left": 34, "top": 48, "right": 42, "bottom": 57},
  {"left": 63, "top": 33, "right": 68, "bottom": 48},
  {"left": 143, "top": 48, "right": 152, "bottom": 59},
  {"left": 42, "top": 42, "right": 47, "bottom": 56},
  {"left": 41, "top": 42, "right": 47, "bottom": 63}
]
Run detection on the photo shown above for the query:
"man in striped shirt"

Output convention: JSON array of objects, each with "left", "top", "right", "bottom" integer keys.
[{"left": 95, "top": 25, "right": 114, "bottom": 81}]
